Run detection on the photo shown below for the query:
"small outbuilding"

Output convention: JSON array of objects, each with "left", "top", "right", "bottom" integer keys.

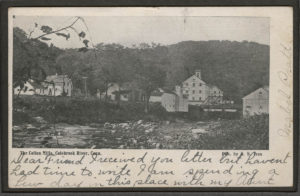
[{"left": 242, "top": 86, "right": 269, "bottom": 117}]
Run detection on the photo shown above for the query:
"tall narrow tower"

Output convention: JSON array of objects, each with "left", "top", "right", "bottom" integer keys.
[{"left": 195, "top": 69, "right": 201, "bottom": 79}]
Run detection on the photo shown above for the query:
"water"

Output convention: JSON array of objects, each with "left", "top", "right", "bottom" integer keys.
[{"left": 13, "top": 121, "right": 215, "bottom": 149}]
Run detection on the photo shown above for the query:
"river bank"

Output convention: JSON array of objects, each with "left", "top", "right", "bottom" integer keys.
[{"left": 13, "top": 114, "right": 268, "bottom": 149}]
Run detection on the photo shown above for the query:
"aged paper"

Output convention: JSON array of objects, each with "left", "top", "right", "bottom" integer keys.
[{"left": 8, "top": 7, "right": 293, "bottom": 188}]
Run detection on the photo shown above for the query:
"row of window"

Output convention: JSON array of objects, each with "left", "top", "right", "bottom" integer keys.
[
  {"left": 184, "top": 90, "right": 221, "bottom": 94},
  {"left": 185, "top": 90, "right": 202, "bottom": 94},
  {"left": 185, "top": 83, "right": 202, "bottom": 87}
]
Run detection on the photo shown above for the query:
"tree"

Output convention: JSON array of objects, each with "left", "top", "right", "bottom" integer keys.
[
  {"left": 13, "top": 16, "right": 93, "bottom": 96},
  {"left": 13, "top": 27, "right": 63, "bottom": 94},
  {"left": 136, "top": 65, "right": 166, "bottom": 113},
  {"left": 86, "top": 43, "right": 139, "bottom": 102}
]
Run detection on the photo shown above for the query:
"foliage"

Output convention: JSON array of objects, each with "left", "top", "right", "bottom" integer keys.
[
  {"left": 13, "top": 95, "right": 168, "bottom": 125},
  {"left": 13, "top": 17, "right": 91, "bottom": 91},
  {"left": 136, "top": 65, "right": 166, "bottom": 112},
  {"left": 13, "top": 27, "right": 63, "bottom": 88},
  {"left": 14, "top": 25, "right": 269, "bottom": 109},
  {"left": 167, "top": 40, "right": 269, "bottom": 102},
  {"left": 189, "top": 114, "right": 269, "bottom": 149},
  {"left": 51, "top": 40, "right": 268, "bottom": 103}
]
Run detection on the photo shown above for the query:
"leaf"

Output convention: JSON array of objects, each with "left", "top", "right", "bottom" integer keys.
[
  {"left": 40, "top": 25, "right": 53, "bottom": 33},
  {"left": 78, "top": 47, "right": 88, "bottom": 52},
  {"left": 78, "top": 31, "right": 86, "bottom": 38},
  {"left": 83, "top": 39, "right": 89, "bottom": 47},
  {"left": 56, "top": 32, "right": 70, "bottom": 40},
  {"left": 40, "top": 37, "right": 51, "bottom": 41}
]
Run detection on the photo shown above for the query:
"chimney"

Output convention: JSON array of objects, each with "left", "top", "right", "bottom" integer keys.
[{"left": 195, "top": 69, "right": 201, "bottom": 79}]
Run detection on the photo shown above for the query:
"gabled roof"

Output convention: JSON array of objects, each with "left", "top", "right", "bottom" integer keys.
[
  {"left": 162, "top": 89, "right": 177, "bottom": 95},
  {"left": 151, "top": 88, "right": 177, "bottom": 96},
  {"left": 183, "top": 74, "right": 206, "bottom": 84},
  {"left": 262, "top": 85, "right": 269, "bottom": 92},
  {"left": 243, "top": 86, "right": 269, "bottom": 100},
  {"left": 151, "top": 91, "right": 164, "bottom": 96},
  {"left": 27, "top": 80, "right": 46, "bottom": 89}
]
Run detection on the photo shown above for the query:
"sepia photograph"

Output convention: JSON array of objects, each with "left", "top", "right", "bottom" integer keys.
[{"left": 11, "top": 14, "right": 270, "bottom": 150}]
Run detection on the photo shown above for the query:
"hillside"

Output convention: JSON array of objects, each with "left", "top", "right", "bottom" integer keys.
[
  {"left": 13, "top": 27, "right": 269, "bottom": 103},
  {"left": 166, "top": 40, "right": 269, "bottom": 102}
]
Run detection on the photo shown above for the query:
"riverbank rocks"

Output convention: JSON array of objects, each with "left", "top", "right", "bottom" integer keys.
[
  {"left": 13, "top": 125, "right": 22, "bottom": 131},
  {"left": 13, "top": 119, "right": 221, "bottom": 149},
  {"left": 26, "top": 124, "right": 40, "bottom": 131},
  {"left": 191, "top": 128, "right": 207, "bottom": 134},
  {"left": 33, "top": 116, "right": 47, "bottom": 124}
]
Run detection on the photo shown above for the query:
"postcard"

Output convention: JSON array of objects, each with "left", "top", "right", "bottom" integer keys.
[{"left": 6, "top": 6, "right": 295, "bottom": 190}]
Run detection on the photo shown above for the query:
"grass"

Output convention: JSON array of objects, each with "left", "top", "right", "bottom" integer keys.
[
  {"left": 13, "top": 95, "right": 168, "bottom": 125},
  {"left": 188, "top": 114, "right": 269, "bottom": 149}
]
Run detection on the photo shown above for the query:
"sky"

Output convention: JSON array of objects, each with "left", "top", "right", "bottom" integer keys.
[{"left": 13, "top": 16, "right": 270, "bottom": 49}]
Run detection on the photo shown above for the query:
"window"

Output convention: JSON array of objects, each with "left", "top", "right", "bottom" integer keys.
[
  {"left": 199, "top": 97, "right": 201, "bottom": 101},
  {"left": 185, "top": 90, "right": 188, "bottom": 94},
  {"left": 214, "top": 91, "right": 216, "bottom": 94},
  {"left": 199, "top": 83, "right": 202, "bottom": 86},
  {"left": 259, "top": 91, "right": 262, "bottom": 95},
  {"left": 193, "top": 83, "right": 195, "bottom": 87},
  {"left": 185, "top": 83, "right": 188, "bottom": 86},
  {"left": 199, "top": 90, "right": 201, "bottom": 93},
  {"left": 192, "top": 97, "right": 195, "bottom": 100},
  {"left": 192, "top": 90, "right": 195, "bottom": 94},
  {"left": 123, "top": 94, "right": 128, "bottom": 98}
]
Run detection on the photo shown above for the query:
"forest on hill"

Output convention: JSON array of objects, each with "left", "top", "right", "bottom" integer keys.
[{"left": 13, "top": 27, "right": 269, "bottom": 103}]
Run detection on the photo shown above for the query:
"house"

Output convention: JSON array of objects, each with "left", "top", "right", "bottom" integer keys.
[
  {"left": 14, "top": 74, "right": 73, "bottom": 97},
  {"left": 161, "top": 91, "right": 178, "bottom": 112},
  {"left": 151, "top": 87, "right": 188, "bottom": 112},
  {"left": 174, "top": 86, "right": 189, "bottom": 112},
  {"left": 104, "top": 83, "right": 128, "bottom": 101},
  {"left": 100, "top": 82, "right": 144, "bottom": 102},
  {"left": 42, "top": 74, "right": 73, "bottom": 96},
  {"left": 242, "top": 86, "right": 269, "bottom": 116},
  {"left": 14, "top": 80, "right": 42, "bottom": 95},
  {"left": 149, "top": 88, "right": 164, "bottom": 103},
  {"left": 181, "top": 69, "right": 223, "bottom": 106}
]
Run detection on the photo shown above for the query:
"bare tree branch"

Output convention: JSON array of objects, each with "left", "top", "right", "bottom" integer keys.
[{"left": 32, "top": 17, "right": 81, "bottom": 40}]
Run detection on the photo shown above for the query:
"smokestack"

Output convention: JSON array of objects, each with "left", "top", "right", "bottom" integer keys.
[{"left": 195, "top": 69, "right": 201, "bottom": 79}]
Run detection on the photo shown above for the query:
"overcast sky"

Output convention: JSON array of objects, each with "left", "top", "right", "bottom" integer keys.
[{"left": 13, "top": 16, "right": 270, "bottom": 49}]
